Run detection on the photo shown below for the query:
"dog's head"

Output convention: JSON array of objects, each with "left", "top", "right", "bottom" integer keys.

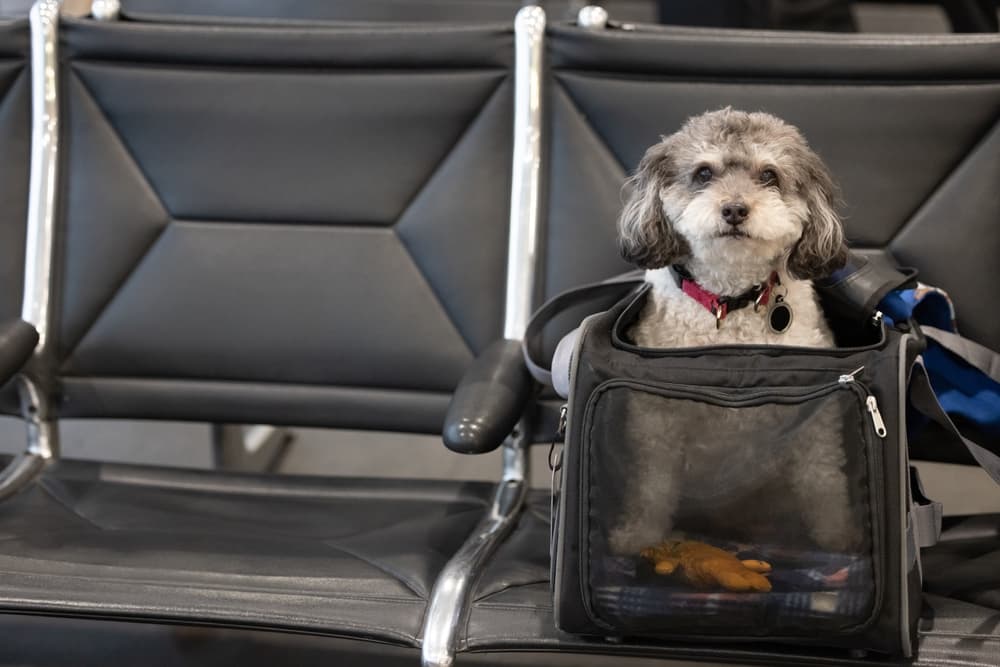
[{"left": 617, "top": 108, "right": 847, "bottom": 281}]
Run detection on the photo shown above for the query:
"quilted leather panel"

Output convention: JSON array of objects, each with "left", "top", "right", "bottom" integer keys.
[
  {"left": 0, "top": 21, "right": 28, "bottom": 323},
  {"left": 65, "top": 223, "right": 474, "bottom": 389},
  {"left": 71, "top": 63, "right": 505, "bottom": 224},
  {"left": 0, "top": 20, "right": 29, "bottom": 415},
  {"left": 50, "top": 21, "right": 513, "bottom": 424},
  {"left": 0, "top": 459, "right": 492, "bottom": 643},
  {"left": 544, "top": 27, "right": 1000, "bottom": 351},
  {"left": 558, "top": 74, "right": 1000, "bottom": 248}
]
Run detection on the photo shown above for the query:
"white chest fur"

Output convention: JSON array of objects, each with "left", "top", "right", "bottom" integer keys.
[{"left": 630, "top": 268, "right": 835, "bottom": 349}]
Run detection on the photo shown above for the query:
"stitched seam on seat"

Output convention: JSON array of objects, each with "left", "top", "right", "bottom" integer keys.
[
  {"left": 554, "top": 26, "right": 1000, "bottom": 47},
  {"left": 321, "top": 541, "right": 427, "bottom": 600},
  {"left": 66, "top": 18, "right": 513, "bottom": 39},
  {"left": 0, "top": 568, "right": 425, "bottom": 603},
  {"left": 890, "top": 115, "right": 1000, "bottom": 243},
  {"left": 526, "top": 503, "right": 551, "bottom": 525},
  {"left": 36, "top": 478, "right": 112, "bottom": 533},
  {"left": 0, "top": 65, "right": 25, "bottom": 108},
  {"left": 58, "top": 69, "right": 174, "bottom": 360},
  {"left": 556, "top": 68, "right": 1000, "bottom": 88},
  {"left": 473, "top": 579, "right": 551, "bottom": 604},
  {"left": 69, "top": 58, "right": 508, "bottom": 76},
  {"left": 393, "top": 75, "right": 509, "bottom": 355},
  {"left": 0, "top": 597, "right": 421, "bottom": 645},
  {"left": 474, "top": 602, "right": 554, "bottom": 612},
  {"left": 920, "top": 630, "right": 1000, "bottom": 641},
  {"left": 90, "top": 467, "right": 491, "bottom": 506},
  {"left": 59, "top": 375, "right": 457, "bottom": 394}
]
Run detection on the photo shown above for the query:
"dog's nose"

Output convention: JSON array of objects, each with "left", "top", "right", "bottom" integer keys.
[{"left": 721, "top": 202, "right": 750, "bottom": 226}]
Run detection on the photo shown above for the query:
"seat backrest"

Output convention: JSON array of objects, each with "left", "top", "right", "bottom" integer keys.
[
  {"left": 108, "top": 0, "right": 644, "bottom": 24},
  {"left": 112, "top": 0, "right": 527, "bottom": 22},
  {"left": 0, "top": 19, "right": 28, "bottom": 324},
  {"left": 41, "top": 18, "right": 513, "bottom": 431},
  {"left": 542, "top": 22, "right": 1000, "bottom": 350}
]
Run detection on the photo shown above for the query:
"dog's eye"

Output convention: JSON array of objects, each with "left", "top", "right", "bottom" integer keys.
[
  {"left": 759, "top": 169, "right": 779, "bottom": 187},
  {"left": 694, "top": 166, "right": 713, "bottom": 184}
]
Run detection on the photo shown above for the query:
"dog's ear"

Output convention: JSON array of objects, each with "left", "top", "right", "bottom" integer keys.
[
  {"left": 787, "top": 153, "right": 848, "bottom": 280},
  {"left": 617, "top": 142, "right": 688, "bottom": 270}
]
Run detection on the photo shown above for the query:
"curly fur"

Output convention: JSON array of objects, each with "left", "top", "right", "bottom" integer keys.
[{"left": 607, "top": 109, "right": 858, "bottom": 556}]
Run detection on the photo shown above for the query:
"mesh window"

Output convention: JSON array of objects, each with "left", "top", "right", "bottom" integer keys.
[{"left": 584, "top": 381, "right": 879, "bottom": 637}]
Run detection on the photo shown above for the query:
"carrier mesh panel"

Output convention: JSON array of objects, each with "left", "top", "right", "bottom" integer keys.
[{"left": 585, "top": 383, "right": 879, "bottom": 637}]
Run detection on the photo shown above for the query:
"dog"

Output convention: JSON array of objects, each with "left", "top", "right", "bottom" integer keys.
[{"left": 606, "top": 109, "right": 861, "bottom": 557}]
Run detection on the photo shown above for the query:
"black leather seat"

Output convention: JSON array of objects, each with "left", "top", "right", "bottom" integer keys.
[
  {"left": 0, "top": 459, "right": 493, "bottom": 644},
  {"left": 457, "top": 19, "right": 1000, "bottom": 666},
  {"left": 0, "top": 15, "right": 514, "bottom": 652}
]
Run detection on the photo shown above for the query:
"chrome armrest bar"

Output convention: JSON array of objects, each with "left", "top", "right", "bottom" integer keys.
[
  {"left": 421, "top": 428, "right": 528, "bottom": 667},
  {"left": 1, "top": 0, "right": 64, "bottom": 501},
  {"left": 0, "top": 375, "right": 57, "bottom": 502},
  {"left": 422, "top": 6, "right": 546, "bottom": 666}
]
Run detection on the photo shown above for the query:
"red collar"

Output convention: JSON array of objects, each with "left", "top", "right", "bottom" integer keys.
[{"left": 671, "top": 266, "right": 780, "bottom": 327}]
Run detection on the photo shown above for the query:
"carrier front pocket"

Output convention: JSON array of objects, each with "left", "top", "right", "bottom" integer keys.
[{"left": 581, "top": 372, "right": 885, "bottom": 639}]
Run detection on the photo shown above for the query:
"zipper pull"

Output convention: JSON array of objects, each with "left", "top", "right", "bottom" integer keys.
[
  {"left": 866, "top": 395, "right": 888, "bottom": 438},
  {"left": 550, "top": 404, "right": 568, "bottom": 473},
  {"left": 838, "top": 366, "right": 864, "bottom": 384},
  {"left": 838, "top": 367, "right": 887, "bottom": 438}
]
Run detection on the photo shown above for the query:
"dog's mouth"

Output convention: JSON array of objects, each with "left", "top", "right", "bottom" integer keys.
[{"left": 717, "top": 229, "right": 751, "bottom": 239}]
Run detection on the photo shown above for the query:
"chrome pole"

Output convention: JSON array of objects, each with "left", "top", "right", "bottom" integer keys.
[
  {"left": 22, "top": 0, "right": 61, "bottom": 347},
  {"left": 502, "top": 5, "right": 546, "bottom": 342},
  {"left": 0, "top": 0, "right": 64, "bottom": 501},
  {"left": 421, "top": 7, "right": 545, "bottom": 666}
]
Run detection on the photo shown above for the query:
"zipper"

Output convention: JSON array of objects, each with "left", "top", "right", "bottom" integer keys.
[
  {"left": 552, "top": 313, "right": 599, "bottom": 619},
  {"left": 838, "top": 366, "right": 887, "bottom": 438},
  {"left": 838, "top": 366, "right": 888, "bottom": 634}
]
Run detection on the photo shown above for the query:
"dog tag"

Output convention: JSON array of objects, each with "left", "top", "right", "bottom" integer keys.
[{"left": 767, "top": 296, "right": 793, "bottom": 334}]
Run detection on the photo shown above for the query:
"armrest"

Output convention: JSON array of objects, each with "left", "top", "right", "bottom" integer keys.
[
  {"left": 0, "top": 319, "right": 38, "bottom": 387},
  {"left": 443, "top": 339, "right": 533, "bottom": 454}
]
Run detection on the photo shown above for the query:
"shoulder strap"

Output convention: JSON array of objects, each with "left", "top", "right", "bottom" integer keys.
[
  {"left": 909, "top": 359, "right": 1000, "bottom": 486},
  {"left": 922, "top": 326, "right": 1000, "bottom": 384},
  {"left": 523, "top": 271, "right": 644, "bottom": 386}
]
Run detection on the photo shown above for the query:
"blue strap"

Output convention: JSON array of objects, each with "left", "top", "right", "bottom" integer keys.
[{"left": 881, "top": 284, "right": 1000, "bottom": 449}]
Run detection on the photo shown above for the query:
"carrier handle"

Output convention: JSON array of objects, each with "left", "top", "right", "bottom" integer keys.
[
  {"left": 815, "top": 252, "right": 917, "bottom": 323},
  {"left": 522, "top": 271, "right": 644, "bottom": 387}
]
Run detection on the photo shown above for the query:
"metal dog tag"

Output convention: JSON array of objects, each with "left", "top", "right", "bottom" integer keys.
[{"left": 767, "top": 295, "right": 793, "bottom": 334}]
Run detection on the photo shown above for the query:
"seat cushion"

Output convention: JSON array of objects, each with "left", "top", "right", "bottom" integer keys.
[
  {"left": 922, "top": 515, "right": 1000, "bottom": 610},
  {"left": 0, "top": 458, "right": 493, "bottom": 645},
  {"left": 461, "top": 491, "right": 1000, "bottom": 665}
]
